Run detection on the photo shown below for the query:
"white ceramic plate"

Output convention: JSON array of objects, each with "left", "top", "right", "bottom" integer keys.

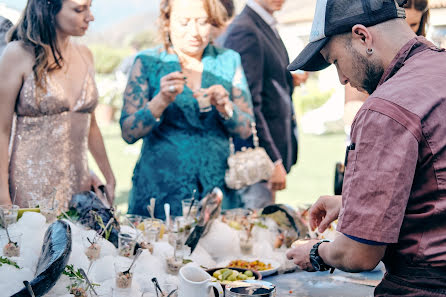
[{"left": 218, "top": 258, "right": 281, "bottom": 277}]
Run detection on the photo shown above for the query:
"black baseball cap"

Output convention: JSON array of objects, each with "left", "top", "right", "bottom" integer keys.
[{"left": 288, "top": 0, "right": 407, "bottom": 72}]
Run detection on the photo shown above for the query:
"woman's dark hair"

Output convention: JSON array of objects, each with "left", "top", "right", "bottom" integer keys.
[
  {"left": 219, "top": 0, "right": 235, "bottom": 19},
  {"left": 403, "top": 0, "right": 429, "bottom": 37},
  {"left": 7, "top": 0, "right": 64, "bottom": 88}
]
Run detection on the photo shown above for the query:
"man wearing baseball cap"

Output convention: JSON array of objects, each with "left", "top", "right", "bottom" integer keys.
[{"left": 286, "top": 0, "right": 446, "bottom": 295}]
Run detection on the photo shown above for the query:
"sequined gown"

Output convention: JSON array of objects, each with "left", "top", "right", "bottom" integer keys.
[{"left": 9, "top": 69, "right": 98, "bottom": 209}]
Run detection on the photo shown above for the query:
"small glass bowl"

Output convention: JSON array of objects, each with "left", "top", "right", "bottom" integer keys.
[
  {"left": 118, "top": 233, "right": 137, "bottom": 258},
  {"left": 68, "top": 277, "right": 89, "bottom": 297},
  {"left": 181, "top": 199, "right": 199, "bottom": 218},
  {"left": 82, "top": 234, "right": 102, "bottom": 261},
  {"left": 114, "top": 261, "right": 134, "bottom": 289},
  {"left": 0, "top": 205, "right": 19, "bottom": 227},
  {"left": 1, "top": 232, "right": 22, "bottom": 257},
  {"left": 143, "top": 218, "right": 163, "bottom": 242},
  {"left": 39, "top": 199, "right": 60, "bottom": 223}
]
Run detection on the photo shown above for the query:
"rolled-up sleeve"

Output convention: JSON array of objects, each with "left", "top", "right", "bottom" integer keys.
[{"left": 337, "top": 106, "right": 419, "bottom": 243}]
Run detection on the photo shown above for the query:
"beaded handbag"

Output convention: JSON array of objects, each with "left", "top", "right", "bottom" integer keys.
[{"left": 225, "top": 123, "right": 275, "bottom": 190}]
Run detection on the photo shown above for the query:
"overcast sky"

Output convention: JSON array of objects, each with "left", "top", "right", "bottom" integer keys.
[{"left": 1, "top": 0, "right": 158, "bottom": 31}]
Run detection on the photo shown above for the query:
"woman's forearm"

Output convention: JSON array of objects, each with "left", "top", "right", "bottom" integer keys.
[
  {"left": 120, "top": 94, "right": 170, "bottom": 144},
  {"left": 147, "top": 93, "right": 171, "bottom": 119},
  {"left": 0, "top": 134, "right": 11, "bottom": 205},
  {"left": 88, "top": 116, "right": 115, "bottom": 184}
]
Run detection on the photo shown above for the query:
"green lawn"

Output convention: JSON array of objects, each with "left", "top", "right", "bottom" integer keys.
[{"left": 90, "top": 123, "right": 346, "bottom": 212}]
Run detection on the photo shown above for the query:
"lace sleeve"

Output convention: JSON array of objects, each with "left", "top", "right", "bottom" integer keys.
[
  {"left": 222, "top": 61, "right": 254, "bottom": 139},
  {"left": 120, "top": 56, "right": 159, "bottom": 144}
]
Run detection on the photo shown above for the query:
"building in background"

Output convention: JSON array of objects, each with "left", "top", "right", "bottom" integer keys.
[{"left": 429, "top": 0, "right": 446, "bottom": 47}]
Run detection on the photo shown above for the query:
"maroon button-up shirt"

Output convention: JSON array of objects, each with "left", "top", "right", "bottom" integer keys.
[{"left": 337, "top": 37, "right": 446, "bottom": 271}]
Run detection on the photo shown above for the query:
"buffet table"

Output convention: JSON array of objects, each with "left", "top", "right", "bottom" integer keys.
[{"left": 0, "top": 201, "right": 384, "bottom": 297}]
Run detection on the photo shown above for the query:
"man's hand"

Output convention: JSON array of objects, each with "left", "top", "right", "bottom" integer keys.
[
  {"left": 309, "top": 195, "right": 342, "bottom": 233},
  {"left": 292, "top": 72, "right": 309, "bottom": 87},
  {"left": 286, "top": 239, "right": 319, "bottom": 271},
  {"left": 269, "top": 162, "right": 287, "bottom": 191}
]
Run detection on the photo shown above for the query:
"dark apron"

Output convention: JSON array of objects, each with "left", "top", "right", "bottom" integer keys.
[{"left": 375, "top": 264, "right": 446, "bottom": 296}]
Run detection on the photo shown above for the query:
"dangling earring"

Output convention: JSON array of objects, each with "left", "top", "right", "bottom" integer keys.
[
  {"left": 366, "top": 48, "right": 374, "bottom": 55},
  {"left": 166, "top": 31, "right": 171, "bottom": 46}
]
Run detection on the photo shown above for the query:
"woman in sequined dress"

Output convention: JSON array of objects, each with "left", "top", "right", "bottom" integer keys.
[
  {"left": 120, "top": 0, "right": 254, "bottom": 219},
  {"left": 0, "top": 0, "right": 115, "bottom": 208}
]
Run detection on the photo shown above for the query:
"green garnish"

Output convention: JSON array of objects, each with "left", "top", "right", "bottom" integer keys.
[{"left": 0, "top": 256, "right": 20, "bottom": 269}]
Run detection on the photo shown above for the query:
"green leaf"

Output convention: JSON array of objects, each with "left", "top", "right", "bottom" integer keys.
[
  {"left": 182, "top": 259, "right": 193, "bottom": 265},
  {"left": 0, "top": 256, "right": 20, "bottom": 269},
  {"left": 58, "top": 209, "right": 80, "bottom": 221}
]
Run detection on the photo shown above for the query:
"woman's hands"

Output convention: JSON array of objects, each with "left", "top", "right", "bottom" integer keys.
[
  {"left": 159, "top": 71, "right": 186, "bottom": 104},
  {"left": 90, "top": 170, "right": 116, "bottom": 207},
  {"left": 194, "top": 85, "right": 233, "bottom": 118}
]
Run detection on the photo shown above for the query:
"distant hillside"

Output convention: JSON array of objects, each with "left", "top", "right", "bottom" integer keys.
[{"left": 85, "top": 10, "right": 159, "bottom": 46}]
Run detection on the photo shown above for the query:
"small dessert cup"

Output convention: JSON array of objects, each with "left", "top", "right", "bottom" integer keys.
[
  {"left": 0, "top": 205, "right": 19, "bottom": 227},
  {"left": 68, "top": 277, "right": 89, "bottom": 297},
  {"left": 239, "top": 231, "right": 253, "bottom": 255},
  {"left": 39, "top": 199, "right": 60, "bottom": 223},
  {"left": 166, "top": 254, "right": 183, "bottom": 275},
  {"left": 118, "top": 233, "right": 136, "bottom": 258},
  {"left": 181, "top": 199, "right": 199, "bottom": 218},
  {"left": 114, "top": 261, "right": 134, "bottom": 289},
  {"left": 82, "top": 234, "right": 102, "bottom": 261},
  {"left": 143, "top": 218, "right": 162, "bottom": 242},
  {"left": 1, "top": 232, "right": 22, "bottom": 257}
]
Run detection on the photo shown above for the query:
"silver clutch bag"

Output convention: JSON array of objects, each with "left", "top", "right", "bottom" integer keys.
[{"left": 225, "top": 123, "right": 275, "bottom": 190}]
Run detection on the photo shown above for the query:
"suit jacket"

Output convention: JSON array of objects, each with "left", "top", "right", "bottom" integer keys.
[{"left": 223, "top": 6, "right": 298, "bottom": 172}]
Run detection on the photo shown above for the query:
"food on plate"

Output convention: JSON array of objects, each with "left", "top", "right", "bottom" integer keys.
[
  {"left": 212, "top": 268, "right": 255, "bottom": 283},
  {"left": 116, "top": 271, "right": 133, "bottom": 289},
  {"left": 3, "top": 241, "right": 20, "bottom": 257},
  {"left": 228, "top": 260, "right": 272, "bottom": 271}
]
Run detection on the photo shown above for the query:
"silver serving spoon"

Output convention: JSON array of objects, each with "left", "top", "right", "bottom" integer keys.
[
  {"left": 79, "top": 268, "right": 98, "bottom": 296},
  {"left": 186, "top": 189, "right": 197, "bottom": 218},
  {"left": 150, "top": 198, "right": 156, "bottom": 218},
  {"left": 152, "top": 277, "right": 163, "bottom": 297},
  {"left": 0, "top": 209, "right": 15, "bottom": 245},
  {"left": 123, "top": 248, "right": 142, "bottom": 275},
  {"left": 23, "top": 281, "right": 35, "bottom": 297},
  {"left": 166, "top": 288, "right": 178, "bottom": 297},
  {"left": 164, "top": 203, "right": 171, "bottom": 230}
]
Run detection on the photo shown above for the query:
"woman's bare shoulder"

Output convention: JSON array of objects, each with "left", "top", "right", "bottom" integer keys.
[
  {"left": 1, "top": 41, "right": 34, "bottom": 72},
  {"left": 75, "top": 43, "right": 94, "bottom": 65}
]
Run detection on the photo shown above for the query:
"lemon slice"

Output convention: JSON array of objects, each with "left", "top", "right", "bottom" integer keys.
[{"left": 17, "top": 208, "right": 40, "bottom": 219}]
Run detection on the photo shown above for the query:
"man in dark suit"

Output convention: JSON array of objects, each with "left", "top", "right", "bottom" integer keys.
[{"left": 223, "top": 0, "right": 299, "bottom": 207}]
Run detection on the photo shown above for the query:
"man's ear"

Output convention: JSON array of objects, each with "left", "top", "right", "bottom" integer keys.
[{"left": 351, "top": 24, "right": 373, "bottom": 49}]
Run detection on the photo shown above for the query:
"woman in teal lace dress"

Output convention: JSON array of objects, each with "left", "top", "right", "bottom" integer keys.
[{"left": 120, "top": 0, "right": 254, "bottom": 219}]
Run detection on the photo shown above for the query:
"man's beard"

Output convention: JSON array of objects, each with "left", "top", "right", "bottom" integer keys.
[{"left": 351, "top": 48, "right": 384, "bottom": 94}]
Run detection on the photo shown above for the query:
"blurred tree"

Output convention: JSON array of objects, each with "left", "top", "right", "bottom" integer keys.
[
  {"left": 128, "top": 29, "right": 158, "bottom": 50},
  {"left": 90, "top": 45, "right": 132, "bottom": 74}
]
